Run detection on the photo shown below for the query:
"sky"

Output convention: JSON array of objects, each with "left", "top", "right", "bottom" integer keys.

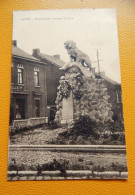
[{"left": 13, "top": 8, "right": 121, "bottom": 83}]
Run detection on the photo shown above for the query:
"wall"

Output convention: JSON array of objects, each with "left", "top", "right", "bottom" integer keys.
[
  {"left": 10, "top": 117, "right": 48, "bottom": 133},
  {"left": 0, "top": 1, "right": 135, "bottom": 195}
]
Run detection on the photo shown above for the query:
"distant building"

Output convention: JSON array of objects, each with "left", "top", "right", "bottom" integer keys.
[
  {"left": 96, "top": 72, "right": 123, "bottom": 122},
  {"left": 10, "top": 41, "right": 48, "bottom": 124},
  {"left": 32, "top": 49, "right": 65, "bottom": 107}
]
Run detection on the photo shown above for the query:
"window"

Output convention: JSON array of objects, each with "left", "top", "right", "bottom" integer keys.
[
  {"left": 34, "top": 70, "right": 39, "bottom": 86},
  {"left": 17, "top": 68, "right": 23, "bottom": 84},
  {"left": 11, "top": 63, "right": 14, "bottom": 83},
  {"left": 116, "top": 91, "right": 122, "bottom": 103}
]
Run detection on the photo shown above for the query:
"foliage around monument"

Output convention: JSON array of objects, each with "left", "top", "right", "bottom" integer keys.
[
  {"left": 53, "top": 40, "right": 125, "bottom": 144},
  {"left": 55, "top": 72, "right": 114, "bottom": 124},
  {"left": 53, "top": 68, "right": 126, "bottom": 144}
]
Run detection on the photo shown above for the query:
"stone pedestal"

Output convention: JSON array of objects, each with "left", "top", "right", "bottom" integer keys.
[{"left": 61, "top": 91, "right": 74, "bottom": 124}]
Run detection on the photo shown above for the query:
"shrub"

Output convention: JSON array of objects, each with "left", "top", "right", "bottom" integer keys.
[
  {"left": 111, "top": 133, "right": 120, "bottom": 141},
  {"left": 92, "top": 165, "right": 105, "bottom": 172},
  {"left": 48, "top": 121, "right": 60, "bottom": 130},
  {"left": 111, "top": 162, "right": 127, "bottom": 172},
  {"left": 8, "top": 163, "right": 25, "bottom": 171},
  {"left": 78, "top": 157, "right": 84, "bottom": 162},
  {"left": 37, "top": 159, "right": 70, "bottom": 176},
  {"left": 72, "top": 115, "right": 100, "bottom": 139},
  {"left": 72, "top": 164, "right": 84, "bottom": 170},
  {"left": 37, "top": 164, "right": 43, "bottom": 175},
  {"left": 50, "top": 107, "right": 57, "bottom": 121},
  {"left": 118, "top": 133, "right": 125, "bottom": 144},
  {"left": 88, "top": 161, "right": 94, "bottom": 166},
  {"left": 110, "top": 120, "right": 124, "bottom": 133},
  {"left": 74, "top": 115, "right": 95, "bottom": 132},
  {"left": 57, "top": 115, "right": 101, "bottom": 144}
]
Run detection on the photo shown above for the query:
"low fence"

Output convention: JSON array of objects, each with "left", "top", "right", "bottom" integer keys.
[
  {"left": 10, "top": 117, "right": 48, "bottom": 133},
  {"left": 9, "top": 144, "right": 126, "bottom": 153}
]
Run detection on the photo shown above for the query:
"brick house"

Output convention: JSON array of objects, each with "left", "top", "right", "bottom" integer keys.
[
  {"left": 32, "top": 49, "right": 65, "bottom": 106},
  {"left": 10, "top": 41, "right": 48, "bottom": 125},
  {"left": 97, "top": 72, "right": 123, "bottom": 122}
]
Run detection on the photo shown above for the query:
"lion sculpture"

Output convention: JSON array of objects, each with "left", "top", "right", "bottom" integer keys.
[{"left": 60, "top": 40, "right": 92, "bottom": 71}]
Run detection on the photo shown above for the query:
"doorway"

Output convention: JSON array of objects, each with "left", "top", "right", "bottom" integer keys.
[
  {"left": 35, "top": 100, "right": 40, "bottom": 117},
  {"left": 15, "top": 99, "right": 25, "bottom": 119}
]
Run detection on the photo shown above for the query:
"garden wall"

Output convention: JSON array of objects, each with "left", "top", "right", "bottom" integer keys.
[{"left": 10, "top": 117, "right": 48, "bottom": 133}]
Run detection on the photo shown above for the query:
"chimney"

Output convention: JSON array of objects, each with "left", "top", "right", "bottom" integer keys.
[
  {"left": 53, "top": 55, "right": 60, "bottom": 60},
  {"left": 12, "top": 40, "right": 17, "bottom": 47},
  {"left": 32, "top": 48, "right": 40, "bottom": 57}
]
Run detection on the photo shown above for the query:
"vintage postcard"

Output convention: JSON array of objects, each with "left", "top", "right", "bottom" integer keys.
[{"left": 8, "top": 9, "right": 128, "bottom": 181}]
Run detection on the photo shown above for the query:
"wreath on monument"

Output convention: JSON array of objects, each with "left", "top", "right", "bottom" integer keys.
[
  {"left": 72, "top": 75, "right": 84, "bottom": 100},
  {"left": 59, "top": 80, "right": 71, "bottom": 99}
]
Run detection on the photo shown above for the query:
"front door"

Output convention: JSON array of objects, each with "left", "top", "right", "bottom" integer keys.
[
  {"left": 15, "top": 99, "right": 25, "bottom": 119},
  {"left": 35, "top": 100, "right": 40, "bottom": 117}
]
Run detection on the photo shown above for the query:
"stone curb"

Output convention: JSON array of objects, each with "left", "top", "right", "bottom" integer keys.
[
  {"left": 7, "top": 170, "right": 128, "bottom": 179},
  {"left": 18, "top": 171, "right": 37, "bottom": 176},
  {"left": 94, "top": 171, "right": 120, "bottom": 178},
  {"left": 66, "top": 170, "right": 92, "bottom": 177},
  {"left": 9, "top": 144, "right": 126, "bottom": 153}
]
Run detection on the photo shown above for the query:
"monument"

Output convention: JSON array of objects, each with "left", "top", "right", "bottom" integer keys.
[{"left": 55, "top": 41, "right": 113, "bottom": 126}]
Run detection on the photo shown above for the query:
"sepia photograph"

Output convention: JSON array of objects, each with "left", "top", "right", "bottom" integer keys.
[{"left": 8, "top": 8, "right": 128, "bottom": 181}]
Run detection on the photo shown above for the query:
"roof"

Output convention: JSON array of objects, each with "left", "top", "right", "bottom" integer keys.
[
  {"left": 100, "top": 74, "right": 121, "bottom": 86},
  {"left": 12, "top": 45, "right": 41, "bottom": 62},
  {"left": 37, "top": 53, "right": 64, "bottom": 67}
]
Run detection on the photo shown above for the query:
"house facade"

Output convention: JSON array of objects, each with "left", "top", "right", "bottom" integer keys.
[
  {"left": 10, "top": 41, "right": 48, "bottom": 125},
  {"left": 32, "top": 49, "right": 65, "bottom": 121},
  {"left": 32, "top": 49, "right": 65, "bottom": 107}
]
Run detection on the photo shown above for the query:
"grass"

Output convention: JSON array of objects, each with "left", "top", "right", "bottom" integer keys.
[
  {"left": 10, "top": 127, "right": 67, "bottom": 145},
  {"left": 10, "top": 125, "right": 126, "bottom": 145},
  {"left": 8, "top": 150, "right": 127, "bottom": 173}
]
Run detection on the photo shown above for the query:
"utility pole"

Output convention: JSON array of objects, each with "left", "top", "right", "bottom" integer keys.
[{"left": 92, "top": 49, "right": 103, "bottom": 74}]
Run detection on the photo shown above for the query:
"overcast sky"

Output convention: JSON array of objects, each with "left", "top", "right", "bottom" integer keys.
[{"left": 13, "top": 8, "right": 121, "bottom": 83}]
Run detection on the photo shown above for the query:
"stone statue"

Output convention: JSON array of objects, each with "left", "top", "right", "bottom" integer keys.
[{"left": 60, "top": 40, "right": 92, "bottom": 71}]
